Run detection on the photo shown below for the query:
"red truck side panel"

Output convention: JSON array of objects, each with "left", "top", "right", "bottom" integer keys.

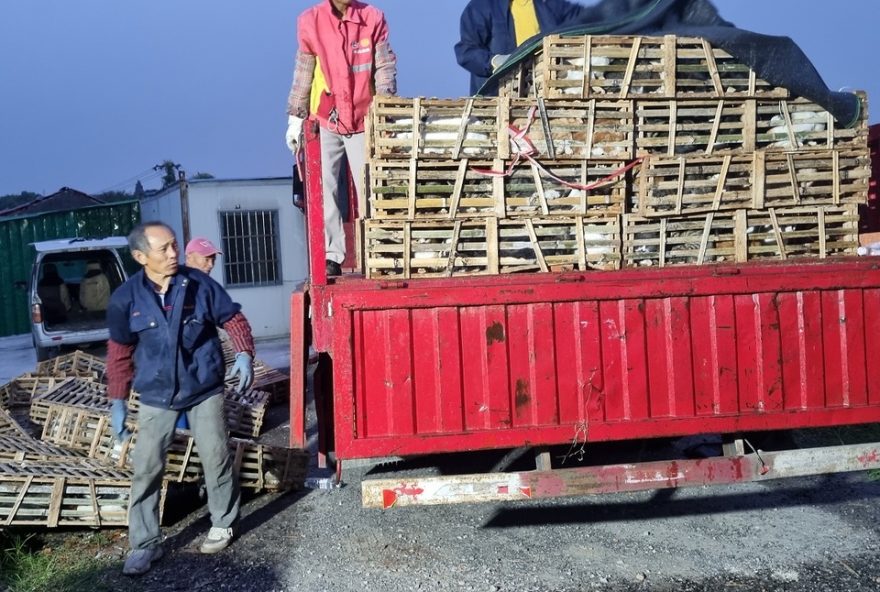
[{"left": 311, "top": 260, "right": 880, "bottom": 460}]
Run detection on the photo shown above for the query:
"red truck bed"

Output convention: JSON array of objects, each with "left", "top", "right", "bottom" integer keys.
[
  {"left": 304, "top": 258, "right": 880, "bottom": 461},
  {"left": 291, "top": 122, "right": 880, "bottom": 467}
]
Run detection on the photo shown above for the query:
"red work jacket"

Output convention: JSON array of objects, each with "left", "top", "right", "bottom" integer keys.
[{"left": 297, "top": 0, "right": 390, "bottom": 134}]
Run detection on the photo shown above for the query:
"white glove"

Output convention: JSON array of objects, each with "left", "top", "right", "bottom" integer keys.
[
  {"left": 491, "top": 54, "right": 511, "bottom": 72},
  {"left": 285, "top": 115, "right": 305, "bottom": 154}
]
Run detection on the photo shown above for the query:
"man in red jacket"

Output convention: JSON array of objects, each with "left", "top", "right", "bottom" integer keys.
[{"left": 285, "top": 0, "right": 397, "bottom": 277}]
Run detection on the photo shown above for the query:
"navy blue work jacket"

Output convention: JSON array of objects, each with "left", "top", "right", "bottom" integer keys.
[
  {"left": 107, "top": 266, "right": 240, "bottom": 410},
  {"left": 454, "top": 0, "right": 589, "bottom": 95}
]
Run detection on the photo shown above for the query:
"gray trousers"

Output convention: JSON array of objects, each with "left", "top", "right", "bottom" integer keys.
[
  {"left": 128, "top": 393, "right": 240, "bottom": 550},
  {"left": 319, "top": 128, "right": 366, "bottom": 264}
]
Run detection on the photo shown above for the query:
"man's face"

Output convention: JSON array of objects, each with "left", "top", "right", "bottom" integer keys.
[
  {"left": 186, "top": 252, "right": 216, "bottom": 274},
  {"left": 134, "top": 226, "right": 179, "bottom": 280}
]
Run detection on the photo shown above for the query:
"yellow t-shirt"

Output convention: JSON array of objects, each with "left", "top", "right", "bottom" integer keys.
[
  {"left": 511, "top": 0, "right": 541, "bottom": 46},
  {"left": 310, "top": 56, "right": 330, "bottom": 115}
]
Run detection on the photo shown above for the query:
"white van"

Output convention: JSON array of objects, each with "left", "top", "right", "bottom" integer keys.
[{"left": 30, "top": 237, "right": 130, "bottom": 360}]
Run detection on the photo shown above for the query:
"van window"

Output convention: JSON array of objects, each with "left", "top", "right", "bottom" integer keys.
[{"left": 36, "top": 249, "right": 125, "bottom": 329}]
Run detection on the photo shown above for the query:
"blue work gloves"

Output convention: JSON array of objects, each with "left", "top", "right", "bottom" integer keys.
[
  {"left": 226, "top": 352, "right": 254, "bottom": 393},
  {"left": 110, "top": 399, "right": 132, "bottom": 442}
]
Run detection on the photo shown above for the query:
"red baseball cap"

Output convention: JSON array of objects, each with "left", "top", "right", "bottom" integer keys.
[{"left": 185, "top": 237, "right": 222, "bottom": 256}]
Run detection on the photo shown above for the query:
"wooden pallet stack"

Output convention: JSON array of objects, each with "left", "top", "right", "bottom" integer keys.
[
  {"left": 0, "top": 345, "right": 302, "bottom": 528},
  {"left": 363, "top": 34, "right": 870, "bottom": 278}
]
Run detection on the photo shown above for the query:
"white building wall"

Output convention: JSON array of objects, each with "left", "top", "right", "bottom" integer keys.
[{"left": 141, "top": 178, "right": 307, "bottom": 339}]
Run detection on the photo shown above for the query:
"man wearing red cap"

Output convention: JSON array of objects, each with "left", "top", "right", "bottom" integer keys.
[{"left": 185, "top": 237, "right": 222, "bottom": 275}]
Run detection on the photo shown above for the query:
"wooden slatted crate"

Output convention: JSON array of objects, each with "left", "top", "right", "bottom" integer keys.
[
  {"left": 633, "top": 96, "right": 868, "bottom": 156},
  {"left": 0, "top": 375, "right": 60, "bottom": 411},
  {"left": 0, "top": 434, "right": 83, "bottom": 462},
  {"left": 498, "top": 34, "right": 790, "bottom": 100},
  {"left": 228, "top": 438, "right": 308, "bottom": 492},
  {"left": 77, "top": 416, "right": 306, "bottom": 492},
  {"left": 365, "top": 216, "right": 622, "bottom": 278},
  {"left": 369, "top": 157, "right": 630, "bottom": 220},
  {"left": 623, "top": 205, "right": 859, "bottom": 267},
  {"left": 637, "top": 149, "right": 871, "bottom": 218},
  {"left": 0, "top": 460, "right": 138, "bottom": 528},
  {"left": 367, "top": 94, "right": 867, "bottom": 165},
  {"left": 29, "top": 378, "right": 111, "bottom": 425},
  {"left": 1, "top": 407, "right": 31, "bottom": 438},
  {"left": 35, "top": 351, "right": 106, "bottom": 381},
  {"left": 224, "top": 388, "right": 271, "bottom": 438},
  {"left": 367, "top": 96, "right": 636, "bottom": 161}
]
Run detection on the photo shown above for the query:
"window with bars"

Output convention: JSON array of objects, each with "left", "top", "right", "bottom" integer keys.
[{"left": 219, "top": 210, "right": 282, "bottom": 287}]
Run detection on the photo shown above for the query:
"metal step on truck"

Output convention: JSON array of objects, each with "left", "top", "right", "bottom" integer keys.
[{"left": 288, "top": 33, "right": 880, "bottom": 509}]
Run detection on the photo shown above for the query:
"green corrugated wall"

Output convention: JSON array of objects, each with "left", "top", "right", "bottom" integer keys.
[{"left": 0, "top": 201, "right": 140, "bottom": 337}]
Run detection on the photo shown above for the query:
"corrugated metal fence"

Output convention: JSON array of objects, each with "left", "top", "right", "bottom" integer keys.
[{"left": 0, "top": 201, "right": 140, "bottom": 337}]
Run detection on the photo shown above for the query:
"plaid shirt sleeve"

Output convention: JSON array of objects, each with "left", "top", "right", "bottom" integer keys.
[
  {"left": 373, "top": 14, "right": 397, "bottom": 96},
  {"left": 223, "top": 311, "right": 255, "bottom": 358},
  {"left": 374, "top": 40, "right": 397, "bottom": 96},
  {"left": 287, "top": 50, "right": 316, "bottom": 118}
]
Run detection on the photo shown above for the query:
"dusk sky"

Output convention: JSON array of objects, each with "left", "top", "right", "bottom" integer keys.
[{"left": 1, "top": 1, "right": 876, "bottom": 197}]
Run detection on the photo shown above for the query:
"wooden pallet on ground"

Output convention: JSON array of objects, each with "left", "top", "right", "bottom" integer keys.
[
  {"left": 95, "top": 433, "right": 306, "bottom": 492},
  {"left": 623, "top": 205, "right": 859, "bottom": 267},
  {"left": 365, "top": 216, "right": 622, "bottom": 278},
  {"left": 369, "top": 157, "right": 630, "bottom": 220},
  {"left": 0, "top": 459, "right": 138, "bottom": 528},
  {"left": 0, "top": 407, "right": 28, "bottom": 438},
  {"left": 637, "top": 149, "right": 871, "bottom": 218},
  {"left": 35, "top": 351, "right": 106, "bottom": 382},
  {"left": 498, "top": 34, "right": 790, "bottom": 100},
  {"left": 0, "top": 434, "right": 84, "bottom": 462},
  {"left": 29, "top": 378, "right": 111, "bottom": 425},
  {"left": 0, "top": 375, "right": 60, "bottom": 411}
]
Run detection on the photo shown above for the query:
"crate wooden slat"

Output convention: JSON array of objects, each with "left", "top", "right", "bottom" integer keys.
[
  {"left": 632, "top": 96, "right": 868, "bottom": 157},
  {"left": 498, "top": 34, "right": 790, "bottom": 100},
  {"left": 623, "top": 205, "right": 859, "bottom": 267},
  {"left": 369, "top": 157, "right": 630, "bottom": 220},
  {"left": 637, "top": 149, "right": 871, "bottom": 218},
  {"left": 366, "top": 216, "right": 622, "bottom": 278},
  {"left": 0, "top": 460, "right": 136, "bottom": 528},
  {"left": 35, "top": 351, "right": 106, "bottom": 381}
]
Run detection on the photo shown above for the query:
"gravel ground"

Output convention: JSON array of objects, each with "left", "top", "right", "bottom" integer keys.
[
  {"left": 5, "top": 335, "right": 880, "bottom": 592},
  {"left": 57, "top": 407, "right": 880, "bottom": 592}
]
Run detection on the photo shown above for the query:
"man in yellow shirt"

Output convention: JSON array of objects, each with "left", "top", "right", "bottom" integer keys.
[{"left": 455, "top": 0, "right": 590, "bottom": 95}]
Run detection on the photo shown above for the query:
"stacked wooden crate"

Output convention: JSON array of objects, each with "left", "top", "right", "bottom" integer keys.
[
  {"left": 0, "top": 345, "right": 304, "bottom": 528},
  {"left": 363, "top": 34, "right": 870, "bottom": 278}
]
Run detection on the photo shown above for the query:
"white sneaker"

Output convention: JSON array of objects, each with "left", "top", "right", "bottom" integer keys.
[
  {"left": 199, "top": 526, "right": 235, "bottom": 554},
  {"left": 122, "top": 547, "right": 164, "bottom": 576}
]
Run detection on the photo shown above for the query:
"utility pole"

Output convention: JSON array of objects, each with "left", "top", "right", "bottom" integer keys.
[{"left": 178, "top": 169, "right": 191, "bottom": 246}]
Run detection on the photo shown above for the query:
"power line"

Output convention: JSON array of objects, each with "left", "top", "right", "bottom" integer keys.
[{"left": 97, "top": 168, "right": 162, "bottom": 194}]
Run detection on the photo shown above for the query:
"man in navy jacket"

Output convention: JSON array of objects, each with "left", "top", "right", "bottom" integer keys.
[
  {"left": 106, "top": 221, "right": 255, "bottom": 576},
  {"left": 455, "top": 0, "right": 590, "bottom": 95}
]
